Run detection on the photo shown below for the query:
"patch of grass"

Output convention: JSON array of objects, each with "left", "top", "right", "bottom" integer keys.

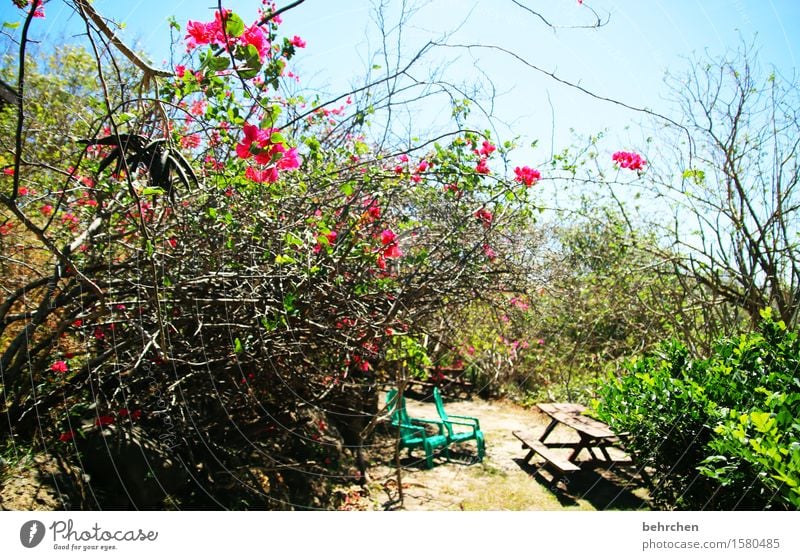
[
  {"left": 0, "top": 437, "right": 36, "bottom": 482},
  {"left": 455, "top": 461, "right": 593, "bottom": 511}
]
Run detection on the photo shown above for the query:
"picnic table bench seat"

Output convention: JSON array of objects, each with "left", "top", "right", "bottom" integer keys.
[{"left": 512, "top": 430, "right": 581, "bottom": 474}]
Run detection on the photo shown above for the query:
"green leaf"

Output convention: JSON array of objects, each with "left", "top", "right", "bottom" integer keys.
[
  {"left": 141, "top": 187, "right": 165, "bottom": 196},
  {"left": 116, "top": 112, "right": 137, "bottom": 124},
  {"left": 234, "top": 337, "right": 243, "bottom": 354},
  {"left": 275, "top": 254, "right": 296, "bottom": 265},
  {"left": 224, "top": 12, "right": 245, "bottom": 38},
  {"left": 242, "top": 44, "right": 260, "bottom": 65},
  {"left": 238, "top": 67, "right": 261, "bottom": 80},
  {"left": 750, "top": 411, "right": 775, "bottom": 434},
  {"left": 283, "top": 293, "right": 297, "bottom": 314},
  {"left": 285, "top": 232, "right": 303, "bottom": 247},
  {"left": 207, "top": 55, "right": 231, "bottom": 72},
  {"left": 3, "top": 21, "right": 21, "bottom": 29},
  {"left": 260, "top": 105, "right": 282, "bottom": 129},
  {"left": 681, "top": 168, "right": 706, "bottom": 185},
  {"left": 261, "top": 315, "right": 278, "bottom": 332}
]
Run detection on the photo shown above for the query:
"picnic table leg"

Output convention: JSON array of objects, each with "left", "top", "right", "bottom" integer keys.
[
  {"left": 523, "top": 449, "right": 536, "bottom": 464},
  {"left": 568, "top": 434, "right": 593, "bottom": 462},
  {"left": 539, "top": 418, "right": 559, "bottom": 443},
  {"left": 567, "top": 445, "right": 583, "bottom": 463}
]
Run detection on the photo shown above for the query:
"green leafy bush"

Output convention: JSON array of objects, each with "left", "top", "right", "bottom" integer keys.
[{"left": 594, "top": 309, "right": 799, "bottom": 510}]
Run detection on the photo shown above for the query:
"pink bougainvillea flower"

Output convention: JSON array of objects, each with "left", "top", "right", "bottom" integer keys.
[
  {"left": 474, "top": 208, "right": 493, "bottom": 228},
  {"left": 95, "top": 415, "right": 116, "bottom": 428},
  {"left": 40, "top": 204, "right": 53, "bottom": 216},
  {"left": 290, "top": 35, "right": 307, "bottom": 48},
  {"left": 612, "top": 150, "right": 646, "bottom": 171},
  {"left": 326, "top": 231, "right": 338, "bottom": 244},
  {"left": 0, "top": 222, "right": 12, "bottom": 236},
  {"left": 58, "top": 430, "right": 75, "bottom": 442},
  {"left": 482, "top": 244, "right": 497, "bottom": 261},
  {"left": 416, "top": 160, "right": 429, "bottom": 173},
  {"left": 475, "top": 158, "right": 490, "bottom": 174},
  {"left": 180, "top": 134, "right": 201, "bottom": 150},
  {"left": 51, "top": 360, "right": 68, "bottom": 373},
  {"left": 514, "top": 165, "right": 541, "bottom": 187},
  {"left": 242, "top": 24, "right": 270, "bottom": 61},
  {"left": 398, "top": 154, "right": 409, "bottom": 163},
  {"left": 278, "top": 147, "right": 301, "bottom": 170},
  {"left": 30, "top": 0, "right": 45, "bottom": 18},
  {"left": 236, "top": 123, "right": 268, "bottom": 159},
  {"left": 478, "top": 140, "right": 496, "bottom": 157},
  {"left": 61, "top": 213, "right": 79, "bottom": 229},
  {"left": 383, "top": 243, "right": 403, "bottom": 259},
  {"left": 366, "top": 202, "right": 381, "bottom": 221},
  {"left": 175, "top": 64, "right": 186, "bottom": 78},
  {"left": 118, "top": 408, "right": 142, "bottom": 421},
  {"left": 185, "top": 20, "right": 217, "bottom": 50},
  {"left": 190, "top": 100, "right": 207, "bottom": 116},
  {"left": 236, "top": 124, "right": 300, "bottom": 181},
  {"left": 380, "top": 229, "right": 397, "bottom": 245},
  {"left": 245, "top": 165, "right": 280, "bottom": 184},
  {"left": 184, "top": 9, "right": 231, "bottom": 51}
]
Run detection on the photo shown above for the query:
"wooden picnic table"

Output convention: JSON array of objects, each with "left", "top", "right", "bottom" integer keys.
[{"left": 513, "top": 402, "right": 627, "bottom": 475}]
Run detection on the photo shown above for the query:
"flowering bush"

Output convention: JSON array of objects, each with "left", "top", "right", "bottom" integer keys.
[{"left": 0, "top": 2, "right": 553, "bottom": 508}]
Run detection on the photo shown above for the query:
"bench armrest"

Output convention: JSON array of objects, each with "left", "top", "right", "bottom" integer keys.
[
  {"left": 411, "top": 417, "right": 446, "bottom": 435},
  {"left": 447, "top": 414, "right": 480, "bottom": 430},
  {"left": 445, "top": 419, "right": 480, "bottom": 433},
  {"left": 394, "top": 422, "right": 426, "bottom": 436}
]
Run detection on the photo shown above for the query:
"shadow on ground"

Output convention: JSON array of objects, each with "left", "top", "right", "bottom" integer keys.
[{"left": 514, "top": 458, "right": 650, "bottom": 510}]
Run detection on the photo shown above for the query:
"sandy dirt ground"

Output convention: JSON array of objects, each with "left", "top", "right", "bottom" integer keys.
[{"left": 364, "top": 394, "right": 651, "bottom": 511}]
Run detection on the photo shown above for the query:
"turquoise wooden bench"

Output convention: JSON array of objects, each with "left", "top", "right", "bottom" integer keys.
[
  {"left": 385, "top": 389, "right": 449, "bottom": 469},
  {"left": 432, "top": 387, "right": 485, "bottom": 461}
]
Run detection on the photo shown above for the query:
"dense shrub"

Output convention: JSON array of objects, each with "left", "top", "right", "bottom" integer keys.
[
  {"left": 595, "top": 309, "right": 799, "bottom": 510},
  {"left": 1, "top": 5, "right": 537, "bottom": 508}
]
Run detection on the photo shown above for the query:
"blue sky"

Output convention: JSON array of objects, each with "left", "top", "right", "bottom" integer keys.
[{"left": 2, "top": 0, "right": 798, "bottom": 165}]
